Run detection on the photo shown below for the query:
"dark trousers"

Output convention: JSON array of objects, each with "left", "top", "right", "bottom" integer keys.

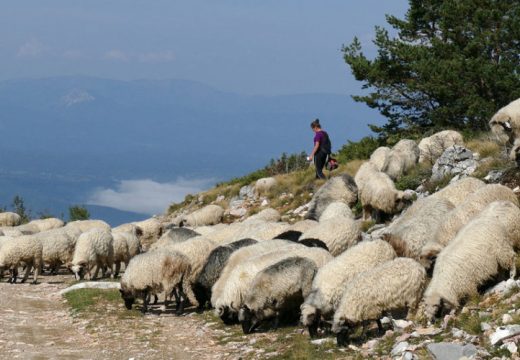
[{"left": 314, "top": 151, "right": 328, "bottom": 179}]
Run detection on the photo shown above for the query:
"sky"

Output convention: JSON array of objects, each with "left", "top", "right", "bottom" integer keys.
[{"left": 1, "top": 1, "right": 409, "bottom": 95}]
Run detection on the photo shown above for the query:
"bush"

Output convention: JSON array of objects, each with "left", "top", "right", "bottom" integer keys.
[
  {"left": 69, "top": 205, "right": 90, "bottom": 221},
  {"left": 337, "top": 136, "right": 381, "bottom": 163}
]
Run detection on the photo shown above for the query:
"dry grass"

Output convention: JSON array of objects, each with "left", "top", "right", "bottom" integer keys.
[{"left": 466, "top": 135, "right": 501, "bottom": 158}]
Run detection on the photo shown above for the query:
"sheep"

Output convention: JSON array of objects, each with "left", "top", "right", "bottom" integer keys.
[
  {"left": 301, "top": 240, "right": 397, "bottom": 338},
  {"left": 0, "top": 212, "right": 21, "bottom": 227},
  {"left": 16, "top": 223, "right": 40, "bottom": 235},
  {"left": 369, "top": 146, "right": 391, "bottom": 171},
  {"left": 382, "top": 197, "right": 455, "bottom": 260},
  {"left": 429, "top": 176, "right": 485, "bottom": 207},
  {"left": 273, "top": 230, "right": 302, "bottom": 242},
  {"left": 235, "top": 221, "right": 290, "bottom": 242},
  {"left": 65, "top": 219, "right": 111, "bottom": 233},
  {"left": 332, "top": 258, "right": 426, "bottom": 346},
  {"left": 381, "top": 139, "right": 419, "bottom": 180},
  {"left": 213, "top": 246, "right": 332, "bottom": 324},
  {"left": 0, "top": 227, "right": 23, "bottom": 237},
  {"left": 239, "top": 257, "right": 318, "bottom": 334},
  {"left": 29, "top": 218, "right": 65, "bottom": 232},
  {"left": 193, "top": 223, "right": 229, "bottom": 236},
  {"left": 510, "top": 138, "right": 520, "bottom": 166},
  {"left": 0, "top": 235, "right": 43, "bottom": 284},
  {"left": 354, "top": 162, "right": 411, "bottom": 221},
  {"left": 287, "top": 219, "right": 318, "bottom": 233},
  {"left": 243, "top": 208, "right": 281, "bottom": 224},
  {"left": 423, "top": 212, "right": 517, "bottom": 322},
  {"left": 180, "top": 205, "right": 224, "bottom": 227},
  {"left": 298, "top": 238, "right": 329, "bottom": 250},
  {"left": 305, "top": 174, "right": 358, "bottom": 221},
  {"left": 299, "top": 217, "right": 360, "bottom": 256},
  {"left": 149, "top": 227, "right": 199, "bottom": 250},
  {"left": 193, "top": 238, "right": 258, "bottom": 309},
  {"left": 421, "top": 184, "right": 519, "bottom": 263},
  {"left": 120, "top": 249, "right": 196, "bottom": 313},
  {"left": 489, "top": 98, "right": 520, "bottom": 144},
  {"left": 318, "top": 201, "right": 354, "bottom": 222},
  {"left": 132, "top": 217, "right": 163, "bottom": 250},
  {"left": 418, "top": 130, "right": 464, "bottom": 164},
  {"left": 254, "top": 177, "right": 277, "bottom": 196},
  {"left": 34, "top": 229, "right": 77, "bottom": 274},
  {"left": 70, "top": 228, "right": 114, "bottom": 281}
]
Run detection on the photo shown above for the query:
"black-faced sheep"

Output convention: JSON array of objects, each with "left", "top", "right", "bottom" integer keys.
[
  {"left": 332, "top": 258, "right": 426, "bottom": 347},
  {"left": 0, "top": 235, "right": 43, "bottom": 284},
  {"left": 239, "top": 257, "right": 318, "bottom": 334},
  {"left": 70, "top": 228, "right": 114, "bottom": 281},
  {"left": 305, "top": 174, "right": 358, "bottom": 221},
  {"left": 301, "top": 240, "right": 397, "bottom": 338},
  {"left": 489, "top": 98, "right": 520, "bottom": 144},
  {"left": 418, "top": 130, "right": 464, "bottom": 164}
]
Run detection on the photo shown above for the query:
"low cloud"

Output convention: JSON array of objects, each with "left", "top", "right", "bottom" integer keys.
[
  {"left": 104, "top": 49, "right": 129, "bottom": 62},
  {"left": 138, "top": 51, "right": 175, "bottom": 63},
  {"left": 87, "top": 178, "right": 212, "bottom": 215},
  {"left": 17, "top": 39, "right": 49, "bottom": 58}
]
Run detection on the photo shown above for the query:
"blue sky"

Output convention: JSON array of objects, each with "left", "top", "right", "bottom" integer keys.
[{"left": 1, "top": 1, "right": 409, "bottom": 95}]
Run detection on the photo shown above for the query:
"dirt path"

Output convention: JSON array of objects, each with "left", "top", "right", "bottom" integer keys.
[{"left": 0, "top": 275, "right": 244, "bottom": 360}]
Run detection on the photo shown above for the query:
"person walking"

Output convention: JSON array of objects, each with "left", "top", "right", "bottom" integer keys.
[{"left": 308, "top": 119, "right": 331, "bottom": 179}]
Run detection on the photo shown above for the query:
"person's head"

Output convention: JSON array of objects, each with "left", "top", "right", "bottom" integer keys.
[{"left": 310, "top": 118, "right": 321, "bottom": 132}]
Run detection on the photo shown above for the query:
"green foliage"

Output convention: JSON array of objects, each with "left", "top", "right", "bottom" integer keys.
[
  {"left": 395, "top": 164, "right": 432, "bottom": 191},
  {"left": 11, "top": 195, "right": 31, "bottom": 224},
  {"left": 344, "top": 1, "right": 520, "bottom": 137},
  {"left": 337, "top": 136, "right": 381, "bottom": 163},
  {"left": 64, "top": 288, "right": 121, "bottom": 313},
  {"left": 69, "top": 205, "right": 90, "bottom": 221}
]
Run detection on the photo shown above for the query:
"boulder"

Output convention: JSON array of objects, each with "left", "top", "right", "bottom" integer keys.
[
  {"left": 431, "top": 145, "right": 478, "bottom": 182},
  {"left": 427, "top": 343, "right": 477, "bottom": 360}
]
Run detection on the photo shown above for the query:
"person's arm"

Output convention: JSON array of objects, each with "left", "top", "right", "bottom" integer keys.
[{"left": 309, "top": 141, "right": 320, "bottom": 159}]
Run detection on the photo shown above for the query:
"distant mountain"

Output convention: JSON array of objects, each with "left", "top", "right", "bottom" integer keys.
[{"left": 0, "top": 76, "right": 383, "bottom": 221}]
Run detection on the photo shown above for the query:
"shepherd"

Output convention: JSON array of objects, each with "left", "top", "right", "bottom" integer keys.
[{"left": 308, "top": 118, "right": 332, "bottom": 179}]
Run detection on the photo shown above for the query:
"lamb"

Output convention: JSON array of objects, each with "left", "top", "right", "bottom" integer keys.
[
  {"left": 305, "top": 174, "right": 358, "bottom": 221},
  {"left": 243, "top": 208, "right": 281, "bottom": 224},
  {"left": 120, "top": 249, "right": 196, "bottom": 313},
  {"left": 332, "top": 258, "right": 426, "bottom": 346},
  {"left": 213, "top": 246, "right": 332, "bottom": 324},
  {"left": 355, "top": 162, "right": 411, "bottom": 221},
  {"left": 369, "top": 146, "right": 391, "bottom": 171},
  {"left": 299, "top": 216, "right": 360, "bottom": 256},
  {"left": 180, "top": 205, "right": 224, "bottom": 227},
  {"left": 0, "top": 212, "right": 21, "bottom": 227},
  {"left": 149, "top": 227, "right": 199, "bottom": 250},
  {"left": 429, "top": 176, "right": 485, "bottom": 207},
  {"left": 381, "top": 139, "right": 419, "bottom": 180},
  {"left": 70, "top": 228, "right": 114, "bottom": 281},
  {"left": 193, "top": 238, "right": 258, "bottom": 309},
  {"left": 0, "top": 235, "right": 43, "bottom": 284},
  {"left": 382, "top": 197, "right": 455, "bottom": 260},
  {"left": 319, "top": 201, "right": 354, "bottom": 222},
  {"left": 418, "top": 130, "right": 464, "bottom": 164},
  {"left": 423, "top": 211, "right": 517, "bottom": 322},
  {"left": 29, "top": 218, "right": 65, "bottom": 232},
  {"left": 489, "top": 98, "right": 520, "bottom": 144},
  {"left": 421, "top": 184, "right": 519, "bottom": 262},
  {"left": 239, "top": 257, "right": 318, "bottom": 334},
  {"left": 301, "top": 240, "right": 396, "bottom": 338},
  {"left": 254, "top": 177, "right": 277, "bottom": 196}
]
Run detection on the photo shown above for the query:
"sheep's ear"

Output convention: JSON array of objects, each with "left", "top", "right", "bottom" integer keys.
[
  {"left": 65, "top": 262, "right": 73, "bottom": 268},
  {"left": 504, "top": 120, "right": 512, "bottom": 130}
]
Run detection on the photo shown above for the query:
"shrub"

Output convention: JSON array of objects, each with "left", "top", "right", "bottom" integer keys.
[{"left": 337, "top": 136, "right": 381, "bottom": 163}]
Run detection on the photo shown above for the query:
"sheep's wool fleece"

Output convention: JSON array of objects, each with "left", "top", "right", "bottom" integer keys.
[{"left": 300, "top": 216, "right": 360, "bottom": 256}]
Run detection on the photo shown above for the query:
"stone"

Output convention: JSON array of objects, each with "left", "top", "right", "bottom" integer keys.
[
  {"left": 260, "top": 199, "right": 269, "bottom": 207},
  {"left": 391, "top": 341, "right": 409, "bottom": 357},
  {"left": 396, "top": 333, "right": 411, "bottom": 342},
  {"left": 361, "top": 339, "right": 378, "bottom": 350},
  {"left": 216, "top": 195, "right": 225, "bottom": 202},
  {"left": 229, "top": 207, "right": 247, "bottom": 217},
  {"left": 502, "top": 314, "right": 514, "bottom": 325},
  {"left": 485, "top": 279, "right": 519, "bottom": 296},
  {"left": 412, "top": 327, "right": 442, "bottom": 337},
  {"left": 59, "top": 281, "right": 120, "bottom": 295},
  {"left": 380, "top": 316, "right": 391, "bottom": 325},
  {"left": 479, "top": 311, "right": 491, "bottom": 319},
  {"left": 392, "top": 319, "right": 414, "bottom": 330},
  {"left": 490, "top": 325, "right": 520, "bottom": 345},
  {"left": 514, "top": 186, "right": 520, "bottom": 194},
  {"left": 481, "top": 323, "right": 492, "bottom": 332},
  {"left": 451, "top": 328, "right": 466, "bottom": 338},
  {"left": 403, "top": 351, "right": 414, "bottom": 360},
  {"left": 431, "top": 145, "right": 478, "bottom": 182},
  {"left": 239, "top": 185, "right": 255, "bottom": 200},
  {"left": 484, "top": 170, "right": 504, "bottom": 183},
  {"left": 427, "top": 343, "right": 477, "bottom": 360},
  {"left": 501, "top": 342, "right": 518, "bottom": 354},
  {"left": 310, "top": 338, "right": 333, "bottom": 346}
]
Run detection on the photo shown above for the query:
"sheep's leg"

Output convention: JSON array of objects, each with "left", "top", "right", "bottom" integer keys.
[
  {"left": 336, "top": 328, "right": 349, "bottom": 347},
  {"left": 21, "top": 263, "right": 32, "bottom": 283},
  {"left": 114, "top": 262, "right": 121, "bottom": 278},
  {"left": 92, "top": 263, "right": 100, "bottom": 280},
  {"left": 176, "top": 286, "right": 186, "bottom": 315},
  {"left": 8, "top": 268, "right": 17, "bottom": 284},
  {"left": 32, "top": 263, "right": 40, "bottom": 284},
  {"left": 141, "top": 292, "right": 149, "bottom": 314},
  {"left": 376, "top": 319, "right": 384, "bottom": 335},
  {"left": 510, "top": 262, "right": 517, "bottom": 279},
  {"left": 360, "top": 321, "right": 368, "bottom": 340},
  {"left": 160, "top": 291, "right": 169, "bottom": 312},
  {"left": 181, "top": 279, "right": 199, "bottom": 309},
  {"left": 272, "top": 313, "right": 280, "bottom": 330},
  {"left": 173, "top": 287, "right": 181, "bottom": 311}
]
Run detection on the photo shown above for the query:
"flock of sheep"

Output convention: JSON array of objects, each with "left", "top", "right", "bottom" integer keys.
[{"left": 1, "top": 99, "right": 520, "bottom": 349}]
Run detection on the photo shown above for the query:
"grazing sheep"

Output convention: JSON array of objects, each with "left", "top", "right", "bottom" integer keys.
[
  {"left": 180, "top": 205, "right": 224, "bottom": 227},
  {"left": 236, "top": 221, "right": 290, "bottom": 242},
  {"left": 239, "top": 257, "right": 318, "bottom": 333},
  {"left": 381, "top": 139, "right": 419, "bottom": 180},
  {"left": 193, "top": 223, "right": 229, "bottom": 236},
  {"left": 16, "top": 223, "right": 40, "bottom": 235},
  {"left": 382, "top": 197, "right": 455, "bottom": 260},
  {"left": 29, "top": 218, "right": 65, "bottom": 232},
  {"left": 131, "top": 217, "right": 164, "bottom": 250},
  {"left": 510, "top": 138, "right": 520, "bottom": 166},
  {"left": 298, "top": 238, "right": 329, "bottom": 250},
  {"left": 319, "top": 201, "right": 354, "bottom": 222},
  {"left": 273, "top": 230, "right": 302, "bottom": 242},
  {"left": 429, "top": 176, "right": 485, "bottom": 207},
  {"left": 111, "top": 232, "right": 131, "bottom": 278},
  {"left": 355, "top": 162, "right": 411, "bottom": 221},
  {"left": 213, "top": 246, "right": 332, "bottom": 324},
  {"left": 120, "top": 250, "right": 196, "bottom": 313},
  {"left": 478, "top": 201, "right": 520, "bottom": 249},
  {"left": 423, "top": 213, "right": 517, "bottom": 322},
  {"left": 369, "top": 146, "right": 391, "bottom": 171},
  {"left": 287, "top": 219, "right": 319, "bottom": 233},
  {"left": 0, "top": 235, "right": 43, "bottom": 284},
  {"left": 65, "top": 219, "right": 111, "bottom": 232},
  {"left": 332, "top": 258, "right": 426, "bottom": 346},
  {"left": 301, "top": 240, "right": 397, "bottom": 338},
  {"left": 0, "top": 212, "right": 21, "bottom": 227},
  {"left": 194, "top": 238, "right": 258, "bottom": 309},
  {"left": 70, "top": 228, "right": 114, "bottom": 281},
  {"left": 305, "top": 174, "right": 358, "bottom": 221},
  {"left": 418, "top": 130, "right": 464, "bottom": 164},
  {"left": 489, "top": 98, "right": 520, "bottom": 144},
  {"left": 254, "top": 177, "right": 277, "bottom": 196},
  {"left": 243, "top": 208, "right": 281, "bottom": 224},
  {"left": 35, "top": 229, "right": 77, "bottom": 274},
  {"left": 422, "top": 184, "right": 519, "bottom": 262},
  {"left": 0, "top": 227, "right": 23, "bottom": 237},
  {"left": 299, "top": 217, "right": 360, "bottom": 256},
  {"left": 149, "top": 227, "right": 200, "bottom": 250}
]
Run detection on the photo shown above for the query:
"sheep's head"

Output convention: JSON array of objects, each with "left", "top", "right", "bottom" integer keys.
[
  {"left": 216, "top": 305, "right": 235, "bottom": 325},
  {"left": 490, "top": 113, "right": 514, "bottom": 144},
  {"left": 332, "top": 317, "right": 352, "bottom": 347},
  {"left": 300, "top": 304, "right": 320, "bottom": 338},
  {"left": 119, "top": 288, "right": 135, "bottom": 310},
  {"left": 423, "top": 293, "right": 454, "bottom": 324},
  {"left": 238, "top": 306, "right": 256, "bottom": 334},
  {"left": 70, "top": 261, "right": 87, "bottom": 280}
]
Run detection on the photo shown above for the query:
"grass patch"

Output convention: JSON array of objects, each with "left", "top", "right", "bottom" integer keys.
[
  {"left": 466, "top": 136, "right": 501, "bottom": 158},
  {"left": 395, "top": 163, "right": 432, "bottom": 191},
  {"left": 64, "top": 288, "right": 121, "bottom": 312}
]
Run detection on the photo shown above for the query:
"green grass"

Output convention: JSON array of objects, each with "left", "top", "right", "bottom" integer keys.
[{"left": 63, "top": 288, "right": 141, "bottom": 319}]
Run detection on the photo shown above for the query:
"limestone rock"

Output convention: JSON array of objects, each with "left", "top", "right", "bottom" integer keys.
[
  {"left": 427, "top": 343, "right": 477, "bottom": 360},
  {"left": 490, "top": 325, "right": 520, "bottom": 346},
  {"left": 431, "top": 145, "right": 478, "bottom": 182}
]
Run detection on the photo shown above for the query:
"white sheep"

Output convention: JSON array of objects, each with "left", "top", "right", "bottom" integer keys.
[
  {"left": 287, "top": 219, "right": 319, "bottom": 233},
  {"left": 193, "top": 223, "right": 229, "bottom": 236},
  {"left": 369, "top": 146, "right": 391, "bottom": 171},
  {"left": 418, "top": 130, "right": 464, "bottom": 164},
  {"left": 510, "top": 138, "right": 520, "bottom": 166},
  {"left": 355, "top": 162, "right": 411, "bottom": 221},
  {"left": 235, "top": 221, "right": 290, "bottom": 242},
  {"left": 332, "top": 258, "right": 426, "bottom": 347},
  {"left": 429, "top": 176, "right": 485, "bottom": 207},
  {"left": 473, "top": 200, "right": 520, "bottom": 249},
  {"left": 0, "top": 227, "right": 23, "bottom": 237},
  {"left": 382, "top": 197, "right": 455, "bottom": 260},
  {"left": 239, "top": 256, "right": 318, "bottom": 333},
  {"left": 301, "top": 240, "right": 396, "bottom": 338},
  {"left": 254, "top": 177, "right": 277, "bottom": 196},
  {"left": 382, "top": 139, "right": 419, "bottom": 180},
  {"left": 318, "top": 201, "right": 354, "bottom": 222},
  {"left": 423, "top": 211, "right": 517, "bottom": 322},
  {"left": 0, "top": 212, "right": 21, "bottom": 227},
  {"left": 148, "top": 227, "right": 199, "bottom": 250},
  {"left": 0, "top": 235, "right": 43, "bottom": 284},
  {"left": 243, "top": 208, "right": 281, "bottom": 224},
  {"left": 305, "top": 174, "right": 358, "bottom": 221},
  {"left": 70, "top": 228, "right": 114, "bottom": 280},
  {"left": 132, "top": 217, "right": 164, "bottom": 251},
  {"left": 120, "top": 249, "right": 196, "bottom": 313},
  {"left": 29, "top": 218, "right": 65, "bottom": 232},
  {"left": 489, "top": 98, "right": 520, "bottom": 144},
  {"left": 299, "top": 216, "right": 360, "bottom": 256},
  {"left": 34, "top": 229, "right": 77, "bottom": 274},
  {"left": 180, "top": 205, "right": 224, "bottom": 227}
]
